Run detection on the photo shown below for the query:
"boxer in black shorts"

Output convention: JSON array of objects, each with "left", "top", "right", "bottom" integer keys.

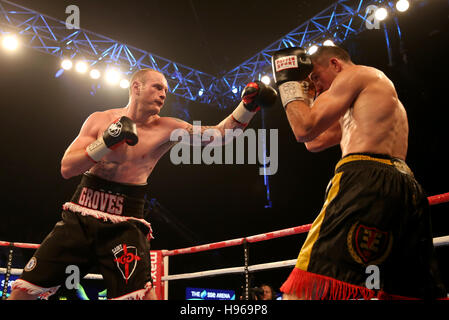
[
  {"left": 8, "top": 69, "right": 277, "bottom": 300},
  {"left": 271, "top": 46, "right": 446, "bottom": 299},
  {"left": 15, "top": 173, "right": 153, "bottom": 299},
  {"left": 281, "top": 153, "right": 445, "bottom": 299}
]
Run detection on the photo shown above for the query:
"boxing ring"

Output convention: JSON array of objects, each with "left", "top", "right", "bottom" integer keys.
[{"left": 1, "top": 192, "right": 449, "bottom": 300}]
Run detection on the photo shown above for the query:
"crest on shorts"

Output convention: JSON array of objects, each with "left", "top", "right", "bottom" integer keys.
[
  {"left": 24, "top": 257, "right": 37, "bottom": 272},
  {"left": 347, "top": 222, "right": 393, "bottom": 265},
  {"left": 113, "top": 244, "right": 141, "bottom": 284}
]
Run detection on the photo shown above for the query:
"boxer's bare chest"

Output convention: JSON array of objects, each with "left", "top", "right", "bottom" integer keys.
[{"left": 90, "top": 121, "right": 176, "bottom": 183}]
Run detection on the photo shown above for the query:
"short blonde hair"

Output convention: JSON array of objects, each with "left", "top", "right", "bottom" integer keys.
[{"left": 129, "top": 68, "right": 164, "bottom": 95}]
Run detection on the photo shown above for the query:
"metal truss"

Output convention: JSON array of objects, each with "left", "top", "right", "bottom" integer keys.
[
  {"left": 0, "top": 0, "right": 221, "bottom": 106},
  {"left": 0, "top": 0, "right": 394, "bottom": 109},
  {"left": 220, "top": 0, "right": 392, "bottom": 104}
]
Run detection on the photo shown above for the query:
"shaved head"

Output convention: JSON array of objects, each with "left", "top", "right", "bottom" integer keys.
[
  {"left": 129, "top": 68, "right": 165, "bottom": 95},
  {"left": 310, "top": 46, "right": 352, "bottom": 67}
]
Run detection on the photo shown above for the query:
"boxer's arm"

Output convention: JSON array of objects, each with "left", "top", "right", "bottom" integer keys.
[
  {"left": 167, "top": 115, "right": 247, "bottom": 147},
  {"left": 60, "top": 112, "right": 104, "bottom": 179},
  {"left": 304, "top": 120, "right": 342, "bottom": 152},
  {"left": 166, "top": 81, "right": 276, "bottom": 146},
  {"left": 284, "top": 68, "right": 362, "bottom": 143},
  {"left": 193, "top": 114, "right": 248, "bottom": 146}
]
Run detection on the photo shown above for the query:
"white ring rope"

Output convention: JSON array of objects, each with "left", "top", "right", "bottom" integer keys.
[
  {"left": 2, "top": 236, "right": 448, "bottom": 282},
  {"left": 0, "top": 268, "right": 103, "bottom": 280}
]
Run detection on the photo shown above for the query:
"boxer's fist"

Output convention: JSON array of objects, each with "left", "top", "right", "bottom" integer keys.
[
  {"left": 271, "top": 47, "right": 313, "bottom": 85},
  {"left": 241, "top": 81, "right": 278, "bottom": 111},
  {"left": 103, "top": 116, "right": 138, "bottom": 149},
  {"left": 271, "top": 47, "right": 314, "bottom": 108},
  {"left": 86, "top": 116, "right": 138, "bottom": 163}
]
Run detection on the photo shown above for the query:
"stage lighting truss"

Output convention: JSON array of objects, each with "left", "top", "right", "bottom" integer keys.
[
  {"left": 0, "top": 0, "right": 406, "bottom": 108},
  {"left": 220, "top": 0, "right": 405, "bottom": 107}
]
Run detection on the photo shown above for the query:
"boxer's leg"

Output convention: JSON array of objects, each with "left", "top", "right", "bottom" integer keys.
[
  {"left": 9, "top": 212, "right": 94, "bottom": 300},
  {"left": 8, "top": 286, "right": 40, "bottom": 300},
  {"left": 95, "top": 220, "right": 153, "bottom": 300}
]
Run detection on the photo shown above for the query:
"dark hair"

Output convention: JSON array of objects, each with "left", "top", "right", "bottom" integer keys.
[
  {"left": 248, "top": 287, "right": 264, "bottom": 300},
  {"left": 310, "top": 45, "right": 352, "bottom": 66},
  {"left": 260, "top": 284, "right": 276, "bottom": 300}
]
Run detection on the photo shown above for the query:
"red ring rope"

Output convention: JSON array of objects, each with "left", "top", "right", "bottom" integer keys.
[
  {"left": 428, "top": 192, "right": 449, "bottom": 206},
  {"left": 0, "top": 242, "right": 39, "bottom": 250},
  {"left": 1, "top": 192, "right": 448, "bottom": 256}
]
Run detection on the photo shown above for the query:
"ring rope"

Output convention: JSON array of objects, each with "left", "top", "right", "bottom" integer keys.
[
  {"left": 2, "top": 236, "right": 449, "bottom": 283},
  {"left": 0, "top": 267, "right": 103, "bottom": 280},
  {"left": 428, "top": 192, "right": 449, "bottom": 206},
  {"left": 162, "top": 193, "right": 449, "bottom": 257},
  {"left": 1, "top": 192, "right": 448, "bottom": 288}
]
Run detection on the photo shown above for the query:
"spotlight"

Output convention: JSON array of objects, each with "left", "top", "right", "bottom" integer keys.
[
  {"left": 90, "top": 69, "right": 101, "bottom": 79},
  {"left": 105, "top": 68, "right": 120, "bottom": 85},
  {"left": 261, "top": 75, "right": 271, "bottom": 85},
  {"left": 119, "top": 79, "right": 130, "bottom": 89},
  {"left": 2, "top": 35, "right": 19, "bottom": 51},
  {"left": 232, "top": 86, "right": 238, "bottom": 94},
  {"left": 198, "top": 88, "right": 204, "bottom": 97},
  {"left": 396, "top": 0, "right": 409, "bottom": 12},
  {"left": 61, "top": 59, "right": 73, "bottom": 70},
  {"left": 75, "top": 61, "right": 88, "bottom": 73},
  {"left": 307, "top": 45, "right": 318, "bottom": 55},
  {"left": 374, "top": 7, "right": 388, "bottom": 21},
  {"left": 323, "top": 40, "right": 335, "bottom": 47}
]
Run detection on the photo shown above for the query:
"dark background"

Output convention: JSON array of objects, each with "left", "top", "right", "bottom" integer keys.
[{"left": 1, "top": 0, "right": 448, "bottom": 300}]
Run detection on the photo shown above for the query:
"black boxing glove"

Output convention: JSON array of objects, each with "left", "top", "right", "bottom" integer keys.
[
  {"left": 86, "top": 116, "right": 138, "bottom": 162},
  {"left": 271, "top": 47, "right": 314, "bottom": 108},
  {"left": 232, "top": 81, "right": 278, "bottom": 125},
  {"left": 242, "top": 81, "right": 278, "bottom": 111}
]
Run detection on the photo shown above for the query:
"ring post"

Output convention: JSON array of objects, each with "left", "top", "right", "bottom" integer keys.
[
  {"left": 1, "top": 244, "right": 14, "bottom": 300},
  {"left": 243, "top": 239, "right": 250, "bottom": 300}
]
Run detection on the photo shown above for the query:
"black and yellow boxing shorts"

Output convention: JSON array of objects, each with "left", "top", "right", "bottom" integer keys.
[{"left": 281, "top": 153, "right": 447, "bottom": 299}]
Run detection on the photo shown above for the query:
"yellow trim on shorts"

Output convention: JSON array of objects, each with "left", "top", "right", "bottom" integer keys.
[
  {"left": 335, "top": 154, "right": 393, "bottom": 171},
  {"left": 295, "top": 171, "right": 343, "bottom": 271}
]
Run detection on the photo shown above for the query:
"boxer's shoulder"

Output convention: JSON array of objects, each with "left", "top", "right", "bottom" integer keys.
[
  {"left": 86, "top": 107, "right": 123, "bottom": 121},
  {"left": 103, "top": 107, "right": 128, "bottom": 119},
  {"left": 331, "top": 65, "right": 375, "bottom": 92},
  {"left": 85, "top": 108, "right": 127, "bottom": 127},
  {"left": 341, "top": 65, "right": 384, "bottom": 82},
  {"left": 158, "top": 116, "right": 190, "bottom": 129}
]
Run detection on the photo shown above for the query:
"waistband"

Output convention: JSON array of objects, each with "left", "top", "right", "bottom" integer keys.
[
  {"left": 335, "top": 153, "right": 413, "bottom": 177},
  {"left": 69, "top": 173, "right": 148, "bottom": 219}
]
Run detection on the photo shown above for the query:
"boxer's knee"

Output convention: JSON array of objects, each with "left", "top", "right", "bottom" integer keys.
[{"left": 7, "top": 289, "right": 39, "bottom": 300}]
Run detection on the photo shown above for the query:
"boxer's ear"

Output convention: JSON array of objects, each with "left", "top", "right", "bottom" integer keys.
[
  {"left": 330, "top": 58, "right": 342, "bottom": 72},
  {"left": 131, "top": 80, "right": 140, "bottom": 96}
]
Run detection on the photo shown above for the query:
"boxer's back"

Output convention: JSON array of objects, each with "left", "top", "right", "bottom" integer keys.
[{"left": 339, "top": 66, "right": 409, "bottom": 160}]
